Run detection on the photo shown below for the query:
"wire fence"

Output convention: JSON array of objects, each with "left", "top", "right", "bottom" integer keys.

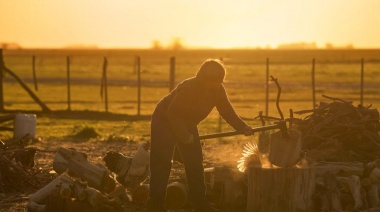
[{"left": 1, "top": 49, "right": 380, "bottom": 120}]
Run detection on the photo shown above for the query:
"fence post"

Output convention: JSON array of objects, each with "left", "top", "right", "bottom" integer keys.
[
  {"left": 136, "top": 56, "right": 141, "bottom": 116},
  {"left": 360, "top": 58, "right": 364, "bottom": 105},
  {"left": 0, "top": 49, "right": 4, "bottom": 112},
  {"left": 32, "top": 55, "right": 38, "bottom": 91},
  {"left": 311, "top": 58, "right": 316, "bottom": 110},
  {"left": 265, "top": 58, "right": 269, "bottom": 121},
  {"left": 102, "top": 57, "right": 108, "bottom": 112},
  {"left": 67, "top": 56, "right": 71, "bottom": 111},
  {"left": 169, "top": 57, "right": 175, "bottom": 92}
]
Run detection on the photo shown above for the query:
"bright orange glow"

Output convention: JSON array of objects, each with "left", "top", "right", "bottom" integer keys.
[{"left": 0, "top": 0, "right": 379, "bottom": 49}]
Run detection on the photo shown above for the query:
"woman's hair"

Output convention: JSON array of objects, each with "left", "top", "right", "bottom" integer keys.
[{"left": 195, "top": 59, "right": 226, "bottom": 82}]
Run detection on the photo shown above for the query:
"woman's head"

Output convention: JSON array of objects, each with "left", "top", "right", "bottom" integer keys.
[{"left": 195, "top": 59, "right": 226, "bottom": 84}]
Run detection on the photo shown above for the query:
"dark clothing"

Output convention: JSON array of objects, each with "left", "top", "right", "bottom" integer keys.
[{"left": 149, "top": 77, "right": 247, "bottom": 211}]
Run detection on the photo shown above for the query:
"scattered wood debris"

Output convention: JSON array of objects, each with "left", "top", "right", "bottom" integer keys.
[
  {"left": 293, "top": 94, "right": 380, "bottom": 162},
  {"left": 0, "top": 134, "right": 55, "bottom": 194}
]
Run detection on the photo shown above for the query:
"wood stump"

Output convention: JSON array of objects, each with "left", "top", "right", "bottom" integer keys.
[{"left": 247, "top": 165, "right": 315, "bottom": 212}]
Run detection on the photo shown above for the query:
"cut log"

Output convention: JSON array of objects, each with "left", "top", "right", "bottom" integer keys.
[
  {"left": 164, "top": 182, "right": 188, "bottom": 210},
  {"left": 26, "top": 201, "right": 45, "bottom": 212},
  {"left": 29, "top": 173, "right": 73, "bottom": 204},
  {"left": 369, "top": 168, "right": 380, "bottom": 184},
  {"left": 84, "top": 187, "right": 108, "bottom": 208},
  {"left": 53, "top": 147, "right": 116, "bottom": 193},
  {"left": 60, "top": 181, "right": 72, "bottom": 199},
  {"left": 323, "top": 171, "right": 343, "bottom": 211},
  {"left": 127, "top": 142, "right": 150, "bottom": 177},
  {"left": 73, "top": 180, "right": 88, "bottom": 201},
  {"left": 108, "top": 184, "right": 128, "bottom": 202},
  {"left": 347, "top": 175, "right": 363, "bottom": 210},
  {"left": 314, "top": 162, "right": 364, "bottom": 177},
  {"left": 247, "top": 165, "right": 315, "bottom": 212},
  {"left": 367, "top": 185, "right": 379, "bottom": 208},
  {"left": 268, "top": 129, "right": 301, "bottom": 167}
]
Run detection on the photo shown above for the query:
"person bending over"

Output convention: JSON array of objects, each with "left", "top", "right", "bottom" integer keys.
[{"left": 149, "top": 58, "right": 252, "bottom": 212}]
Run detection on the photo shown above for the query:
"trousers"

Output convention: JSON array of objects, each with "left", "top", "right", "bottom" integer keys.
[{"left": 149, "top": 110, "right": 210, "bottom": 211}]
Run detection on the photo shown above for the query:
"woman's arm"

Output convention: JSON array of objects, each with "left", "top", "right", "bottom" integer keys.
[{"left": 216, "top": 85, "right": 249, "bottom": 131}]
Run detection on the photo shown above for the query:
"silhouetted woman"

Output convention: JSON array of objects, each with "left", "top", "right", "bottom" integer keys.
[{"left": 149, "top": 59, "right": 251, "bottom": 211}]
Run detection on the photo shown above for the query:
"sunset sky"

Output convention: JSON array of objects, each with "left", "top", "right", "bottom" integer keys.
[{"left": 1, "top": 0, "right": 379, "bottom": 49}]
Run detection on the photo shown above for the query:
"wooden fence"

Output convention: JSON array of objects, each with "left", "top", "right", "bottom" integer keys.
[{"left": 0, "top": 49, "right": 379, "bottom": 119}]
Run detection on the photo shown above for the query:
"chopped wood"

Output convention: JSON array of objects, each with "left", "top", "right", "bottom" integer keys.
[
  {"left": 73, "top": 180, "right": 88, "bottom": 201},
  {"left": 292, "top": 95, "right": 380, "bottom": 162},
  {"left": 367, "top": 185, "right": 379, "bottom": 208},
  {"left": 29, "top": 175, "right": 61, "bottom": 204},
  {"left": 347, "top": 175, "right": 364, "bottom": 210},
  {"left": 59, "top": 181, "right": 72, "bottom": 199},
  {"left": 53, "top": 147, "right": 116, "bottom": 193},
  {"left": 247, "top": 166, "right": 315, "bottom": 211}
]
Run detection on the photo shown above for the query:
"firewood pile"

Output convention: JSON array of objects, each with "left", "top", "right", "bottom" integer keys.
[
  {"left": 292, "top": 94, "right": 380, "bottom": 163},
  {"left": 0, "top": 134, "right": 55, "bottom": 194},
  {"left": 290, "top": 95, "right": 380, "bottom": 211},
  {"left": 248, "top": 93, "right": 380, "bottom": 211},
  {"left": 27, "top": 172, "right": 125, "bottom": 212},
  {"left": 25, "top": 142, "right": 150, "bottom": 212}
]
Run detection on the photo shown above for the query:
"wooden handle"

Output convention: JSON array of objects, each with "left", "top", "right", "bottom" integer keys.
[{"left": 198, "top": 123, "right": 283, "bottom": 140}]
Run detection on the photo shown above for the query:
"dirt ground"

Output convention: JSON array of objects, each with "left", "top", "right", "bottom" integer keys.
[{"left": 1, "top": 123, "right": 249, "bottom": 212}]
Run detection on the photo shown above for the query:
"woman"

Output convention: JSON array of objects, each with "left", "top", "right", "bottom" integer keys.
[{"left": 149, "top": 59, "right": 251, "bottom": 211}]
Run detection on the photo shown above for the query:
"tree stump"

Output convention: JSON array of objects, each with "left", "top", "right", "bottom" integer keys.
[{"left": 247, "top": 165, "right": 315, "bottom": 212}]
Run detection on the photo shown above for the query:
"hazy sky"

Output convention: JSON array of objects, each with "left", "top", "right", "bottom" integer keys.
[{"left": 1, "top": 0, "right": 379, "bottom": 49}]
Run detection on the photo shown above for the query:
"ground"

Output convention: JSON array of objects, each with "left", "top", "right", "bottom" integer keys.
[{"left": 1, "top": 112, "right": 251, "bottom": 211}]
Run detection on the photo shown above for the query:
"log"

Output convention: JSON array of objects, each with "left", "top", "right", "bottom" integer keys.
[
  {"left": 362, "top": 168, "right": 380, "bottom": 188},
  {"left": 247, "top": 165, "right": 315, "bottom": 212},
  {"left": 367, "top": 185, "right": 379, "bottom": 208},
  {"left": 73, "top": 180, "right": 88, "bottom": 201},
  {"left": 323, "top": 171, "right": 342, "bottom": 211},
  {"left": 347, "top": 175, "right": 363, "bottom": 210},
  {"left": 84, "top": 187, "right": 108, "bottom": 208},
  {"left": 26, "top": 201, "right": 45, "bottom": 212},
  {"left": 29, "top": 173, "right": 73, "bottom": 204},
  {"left": 60, "top": 181, "right": 72, "bottom": 199},
  {"left": 268, "top": 129, "right": 301, "bottom": 167},
  {"left": 369, "top": 168, "right": 380, "bottom": 184},
  {"left": 127, "top": 142, "right": 150, "bottom": 177},
  {"left": 314, "top": 162, "right": 364, "bottom": 177},
  {"left": 45, "top": 192, "right": 66, "bottom": 212},
  {"left": 53, "top": 147, "right": 116, "bottom": 193},
  {"left": 164, "top": 182, "right": 188, "bottom": 210},
  {"left": 108, "top": 184, "right": 128, "bottom": 202}
]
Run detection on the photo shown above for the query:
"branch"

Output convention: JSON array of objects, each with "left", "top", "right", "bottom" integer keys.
[{"left": 270, "top": 75, "right": 284, "bottom": 120}]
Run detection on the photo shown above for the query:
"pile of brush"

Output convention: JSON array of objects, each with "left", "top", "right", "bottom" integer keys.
[
  {"left": 292, "top": 95, "right": 380, "bottom": 162},
  {"left": 0, "top": 134, "right": 55, "bottom": 194}
]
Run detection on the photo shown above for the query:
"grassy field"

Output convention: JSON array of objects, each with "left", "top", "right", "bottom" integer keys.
[
  {"left": 1, "top": 48, "right": 380, "bottom": 142},
  {"left": 1, "top": 48, "right": 380, "bottom": 211}
]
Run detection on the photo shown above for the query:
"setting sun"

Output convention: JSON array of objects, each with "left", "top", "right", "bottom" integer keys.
[{"left": 0, "top": 0, "right": 379, "bottom": 49}]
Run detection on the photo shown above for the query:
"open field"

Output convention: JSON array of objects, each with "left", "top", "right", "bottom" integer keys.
[
  {"left": 2, "top": 49, "right": 380, "bottom": 116},
  {"left": 1, "top": 49, "right": 380, "bottom": 211},
  {"left": 2, "top": 48, "right": 380, "bottom": 154}
]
